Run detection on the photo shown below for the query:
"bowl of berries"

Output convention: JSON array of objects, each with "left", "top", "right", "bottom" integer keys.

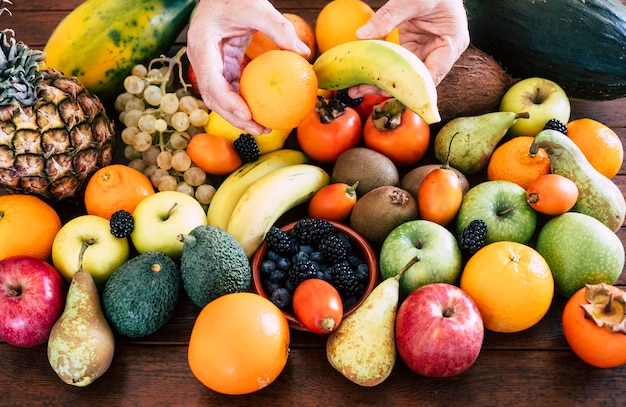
[{"left": 251, "top": 218, "right": 379, "bottom": 332}]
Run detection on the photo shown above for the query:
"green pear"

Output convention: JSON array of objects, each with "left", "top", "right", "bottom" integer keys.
[
  {"left": 531, "top": 129, "right": 626, "bottom": 232},
  {"left": 326, "top": 261, "right": 413, "bottom": 387},
  {"left": 47, "top": 269, "right": 115, "bottom": 387},
  {"left": 433, "top": 111, "right": 529, "bottom": 175}
]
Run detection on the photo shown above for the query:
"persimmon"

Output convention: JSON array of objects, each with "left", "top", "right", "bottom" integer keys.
[
  {"left": 562, "top": 283, "right": 626, "bottom": 368},
  {"left": 308, "top": 181, "right": 359, "bottom": 222},
  {"left": 526, "top": 173, "right": 578, "bottom": 215}
]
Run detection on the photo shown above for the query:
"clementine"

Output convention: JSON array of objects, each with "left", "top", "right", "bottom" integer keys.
[
  {"left": 487, "top": 136, "right": 551, "bottom": 190},
  {"left": 0, "top": 194, "right": 62, "bottom": 261},
  {"left": 246, "top": 13, "right": 317, "bottom": 62},
  {"left": 566, "top": 118, "right": 624, "bottom": 179},
  {"left": 84, "top": 164, "right": 155, "bottom": 220},
  {"left": 460, "top": 241, "right": 554, "bottom": 333},
  {"left": 239, "top": 49, "right": 318, "bottom": 130},
  {"left": 188, "top": 292, "right": 290, "bottom": 395},
  {"left": 315, "top": 0, "right": 375, "bottom": 53}
]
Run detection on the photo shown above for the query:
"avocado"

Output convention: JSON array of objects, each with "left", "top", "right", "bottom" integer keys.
[
  {"left": 102, "top": 251, "right": 181, "bottom": 338},
  {"left": 179, "top": 224, "right": 251, "bottom": 308}
]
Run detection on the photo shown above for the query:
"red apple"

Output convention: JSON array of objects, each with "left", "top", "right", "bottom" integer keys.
[
  {"left": 396, "top": 283, "right": 484, "bottom": 378},
  {"left": 0, "top": 256, "right": 65, "bottom": 348}
]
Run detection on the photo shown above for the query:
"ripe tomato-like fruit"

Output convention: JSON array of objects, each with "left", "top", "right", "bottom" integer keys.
[
  {"left": 308, "top": 181, "right": 359, "bottom": 222},
  {"left": 562, "top": 283, "right": 626, "bottom": 368},
  {"left": 363, "top": 98, "right": 430, "bottom": 167},
  {"left": 417, "top": 165, "right": 463, "bottom": 226},
  {"left": 526, "top": 173, "right": 579, "bottom": 215},
  {"left": 297, "top": 97, "right": 362, "bottom": 164},
  {"left": 293, "top": 278, "right": 343, "bottom": 334}
]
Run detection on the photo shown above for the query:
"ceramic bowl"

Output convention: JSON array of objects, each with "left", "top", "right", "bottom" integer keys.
[{"left": 251, "top": 220, "right": 379, "bottom": 331}]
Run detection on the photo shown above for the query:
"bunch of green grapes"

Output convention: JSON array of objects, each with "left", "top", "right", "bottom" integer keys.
[{"left": 114, "top": 49, "right": 216, "bottom": 206}]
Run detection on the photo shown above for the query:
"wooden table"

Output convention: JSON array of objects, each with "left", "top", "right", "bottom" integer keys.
[{"left": 3, "top": 1, "right": 626, "bottom": 406}]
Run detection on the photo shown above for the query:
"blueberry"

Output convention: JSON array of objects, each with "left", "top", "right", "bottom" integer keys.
[
  {"left": 276, "top": 257, "right": 291, "bottom": 271},
  {"left": 310, "top": 251, "right": 325, "bottom": 263},
  {"left": 270, "top": 287, "right": 292, "bottom": 310},
  {"left": 299, "top": 244, "right": 315, "bottom": 254},
  {"left": 260, "top": 259, "right": 276, "bottom": 276},
  {"left": 292, "top": 251, "right": 309, "bottom": 263},
  {"left": 266, "top": 250, "right": 282, "bottom": 262},
  {"left": 268, "top": 269, "right": 287, "bottom": 285}
]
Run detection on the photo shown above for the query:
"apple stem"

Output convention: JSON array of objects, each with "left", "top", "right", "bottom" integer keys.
[
  {"left": 78, "top": 238, "right": 96, "bottom": 270},
  {"left": 497, "top": 206, "right": 515, "bottom": 216},
  {"left": 164, "top": 202, "right": 179, "bottom": 221},
  {"left": 7, "top": 286, "right": 21, "bottom": 297},
  {"left": 443, "top": 305, "right": 456, "bottom": 318},
  {"left": 515, "top": 112, "right": 530, "bottom": 120}
]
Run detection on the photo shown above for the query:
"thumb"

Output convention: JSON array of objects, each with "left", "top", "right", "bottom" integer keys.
[{"left": 356, "top": 5, "right": 400, "bottom": 39}]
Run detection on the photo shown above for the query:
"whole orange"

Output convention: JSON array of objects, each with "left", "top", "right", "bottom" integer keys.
[
  {"left": 246, "top": 13, "right": 317, "bottom": 62},
  {"left": 487, "top": 136, "right": 551, "bottom": 190},
  {"left": 0, "top": 194, "right": 62, "bottom": 261},
  {"left": 240, "top": 50, "right": 318, "bottom": 130},
  {"left": 315, "top": 0, "right": 375, "bottom": 53},
  {"left": 84, "top": 164, "right": 155, "bottom": 220},
  {"left": 188, "top": 292, "right": 290, "bottom": 395},
  {"left": 566, "top": 118, "right": 624, "bottom": 179},
  {"left": 460, "top": 241, "right": 554, "bottom": 333}
]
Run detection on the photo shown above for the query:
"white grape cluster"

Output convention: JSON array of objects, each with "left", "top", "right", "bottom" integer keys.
[{"left": 113, "top": 50, "right": 216, "bottom": 206}]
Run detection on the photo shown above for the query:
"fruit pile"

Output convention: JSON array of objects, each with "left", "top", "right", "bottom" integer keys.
[{"left": 2, "top": 0, "right": 626, "bottom": 398}]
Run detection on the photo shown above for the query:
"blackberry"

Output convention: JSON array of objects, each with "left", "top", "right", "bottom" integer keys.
[
  {"left": 109, "top": 210, "right": 134, "bottom": 238},
  {"left": 292, "top": 218, "right": 335, "bottom": 244},
  {"left": 329, "top": 261, "right": 362, "bottom": 297},
  {"left": 288, "top": 260, "right": 319, "bottom": 286},
  {"left": 265, "top": 226, "right": 297, "bottom": 255},
  {"left": 543, "top": 118, "right": 568, "bottom": 134},
  {"left": 319, "top": 233, "right": 349, "bottom": 263},
  {"left": 233, "top": 133, "right": 260, "bottom": 163},
  {"left": 458, "top": 219, "right": 488, "bottom": 254}
]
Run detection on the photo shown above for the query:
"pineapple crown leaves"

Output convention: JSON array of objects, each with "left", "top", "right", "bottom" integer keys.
[{"left": 0, "top": 28, "right": 45, "bottom": 108}]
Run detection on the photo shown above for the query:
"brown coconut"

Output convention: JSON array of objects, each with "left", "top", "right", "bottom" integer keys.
[{"left": 437, "top": 45, "right": 517, "bottom": 122}]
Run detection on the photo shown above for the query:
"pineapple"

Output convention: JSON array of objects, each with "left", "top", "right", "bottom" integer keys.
[{"left": 0, "top": 29, "right": 115, "bottom": 202}]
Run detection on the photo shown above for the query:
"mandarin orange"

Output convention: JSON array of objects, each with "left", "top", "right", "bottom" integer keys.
[
  {"left": 566, "top": 118, "right": 624, "bottom": 178},
  {"left": 487, "top": 136, "right": 551, "bottom": 190}
]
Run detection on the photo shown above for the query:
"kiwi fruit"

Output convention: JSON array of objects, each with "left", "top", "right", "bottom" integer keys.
[
  {"left": 331, "top": 147, "right": 399, "bottom": 197},
  {"left": 401, "top": 164, "right": 470, "bottom": 197},
  {"left": 349, "top": 185, "right": 418, "bottom": 245}
]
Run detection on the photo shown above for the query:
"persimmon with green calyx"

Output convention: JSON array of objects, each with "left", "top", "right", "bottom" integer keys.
[
  {"left": 308, "top": 181, "right": 359, "bottom": 222},
  {"left": 416, "top": 133, "right": 463, "bottom": 226},
  {"left": 562, "top": 283, "right": 626, "bottom": 368}
]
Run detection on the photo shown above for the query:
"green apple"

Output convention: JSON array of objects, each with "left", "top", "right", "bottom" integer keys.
[
  {"left": 455, "top": 180, "right": 537, "bottom": 245},
  {"left": 52, "top": 214, "right": 130, "bottom": 288},
  {"left": 379, "top": 220, "right": 462, "bottom": 297},
  {"left": 499, "top": 77, "right": 570, "bottom": 137},
  {"left": 131, "top": 190, "right": 207, "bottom": 259},
  {"left": 536, "top": 212, "right": 625, "bottom": 298}
]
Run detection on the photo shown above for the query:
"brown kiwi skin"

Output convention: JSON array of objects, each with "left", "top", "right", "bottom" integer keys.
[
  {"left": 401, "top": 164, "right": 470, "bottom": 198},
  {"left": 349, "top": 185, "right": 418, "bottom": 246},
  {"left": 331, "top": 147, "right": 399, "bottom": 197}
]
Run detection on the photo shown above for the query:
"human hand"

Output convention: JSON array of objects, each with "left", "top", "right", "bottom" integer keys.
[
  {"left": 350, "top": 0, "right": 469, "bottom": 98},
  {"left": 186, "top": 0, "right": 310, "bottom": 135}
]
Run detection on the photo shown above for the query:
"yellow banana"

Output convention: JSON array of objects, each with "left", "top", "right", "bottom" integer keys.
[
  {"left": 226, "top": 164, "right": 330, "bottom": 257},
  {"left": 313, "top": 39, "right": 441, "bottom": 124},
  {"left": 205, "top": 111, "right": 293, "bottom": 154},
  {"left": 207, "top": 149, "right": 309, "bottom": 230}
]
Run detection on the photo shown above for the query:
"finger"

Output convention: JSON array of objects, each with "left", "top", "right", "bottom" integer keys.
[
  {"left": 356, "top": 1, "right": 404, "bottom": 39},
  {"left": 246, "top": 5, "right": 310, "bottom": 57}
]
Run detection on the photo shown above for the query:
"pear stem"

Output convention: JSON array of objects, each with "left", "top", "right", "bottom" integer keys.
[
  {"left": 443, "top": 132, "right": 459, "bottom": 170},
  {"left": 394, "top": 256, "right": 419, "bottom": 280}
]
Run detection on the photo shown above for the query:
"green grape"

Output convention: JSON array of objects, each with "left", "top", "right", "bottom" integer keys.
[
  {"left": 128, "top": 158, "right": 147, "bottom": 173},
  {"left": 170, "top": 111, "right": 190, "bottom": 132},
  {"left": 143, "top": 165, "right": 159, "bottom": 180},
  {"left": 124, "top": 144, "right": 142, "bottom": 161},
  {"left": 138, "top": 114, "right": 157, "bottom": 134},
  {"left": 115, "top": 92, "right": 135, "bottom": 112},
  {"left": 183, "top": 166, "right": 207, "bottom": 186},
  {"left": 155, "top": 118, "right": 168, "bottom": 132},
  {"left": 157, "top": 175, "right": 178, "bottom": 191},
  {"left": 169, "top": 132, "right": 190, "bottom": 150},
  {"left": 156, "top": 150, "right": 173, "bottom": 170},
  {"left": 179, "top": 95, "right": 199, "bottom": 114},
  {"left": 189, "top": 108, "right": 210, "bottom": 127},
  {"left": 171, "top": 150, "right": 192, "bottom": 172},
  {"left": 176, "top": 182, "right": 195, "bottom": 197},
  {"left": 144, "top": 84, "right": 163, "bottom": 106},
  {"left": 195, "top": 184, "right": 217, "bottom": 205},
  {"left": 142, "top": 145, "right": 160, "bottom": 166},
  {"left": 121, "top": 126, "right": 140, "bottom": 145},
  {"left": 133, "top": 131, "right": 153, "bottom": 152},
  {"left": 123, "top": 109, "right": 143, "bottom": 127},
  {"left": 124, "top": 75, "right": 146, "bottom": 95},
  {"left": 131, "top": 64, "right": 148, "bottom": 77},
  {"left": 147, "top": 68, "right": 164, "bottom": 81},
  {"left": 150, "top": 168, "right": 169, "bottom": 187},
  {"left": 160, "top": 93, "right": 180, "bottom": 115},
  {"left": 124, "top": 97, "right": 145, "bottom": 112}
]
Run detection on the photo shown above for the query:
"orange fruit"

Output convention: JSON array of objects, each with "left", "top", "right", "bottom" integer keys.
[
  {"left": 566, "top": 118, "right": 624, "bottom": 179},
  {"left": 84, "top": 164, "right": 155, "bottom": 220},
  {"left": 460, "top": 241, "right": 554, "bottom": 333},
  {"left": 240, "top": 49, "right": 318, "bottom": 130},
  {"left": 0, "top": 194, "right": 62, "bottom": 261},
  {"left": 186, "top": 132, "right": 242, "bottom": 175},
  {"left": 188, "top": 292, "right": 290, "bottom": 395},
  {"left": 315, "top": 0, "right": 376, "bottom": 53},
  {"left": 487, "top": 136, "right": 551, "bottom": 190},
  {"left": 246, "top": 13, "right": 317, "bottom": 62}
]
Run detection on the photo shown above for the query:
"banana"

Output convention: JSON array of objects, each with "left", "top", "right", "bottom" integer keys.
[
  {"left": 226, "top": 164, "right": 331, "bottom": 257},
  {"left": 313, "top": 39, "right": 441, "bottom": 124},
  {"left": 207, "top": 149, "right": 309, "bottom": 230}
]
